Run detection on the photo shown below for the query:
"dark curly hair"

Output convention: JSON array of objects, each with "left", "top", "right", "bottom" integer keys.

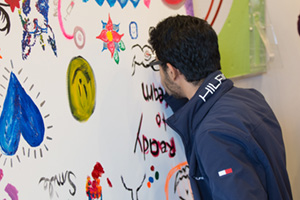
[{"left": 148, "top": 15, "right": 221, "bottom": 83}]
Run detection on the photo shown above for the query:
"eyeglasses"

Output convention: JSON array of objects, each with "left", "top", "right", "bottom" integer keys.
[{"left": 147, "top": 60, "right": 165, "bottom": 71}]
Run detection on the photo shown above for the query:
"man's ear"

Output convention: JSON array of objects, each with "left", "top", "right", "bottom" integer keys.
[{"left": 166, "top": 63, "right": 180, "bottom": 81}]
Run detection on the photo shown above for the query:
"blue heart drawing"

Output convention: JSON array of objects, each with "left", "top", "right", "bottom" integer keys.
[
  {"left": 130, "top": 0, "right": 140, "bottom": 8},
  {"left": 0, "top": 72, "right": 45, "bottom": 156},
  {"left": 118, "top": 0, "right": 128, "bottom": 8}
]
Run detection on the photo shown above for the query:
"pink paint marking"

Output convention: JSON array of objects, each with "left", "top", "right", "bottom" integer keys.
[
  {"left": 144, "top": 0, "right": 150, "bottom": 8},
  {"left": 5, "top": 184, "right": 19, "bottom": 200},
  {"left": 58, "top": 0, "right": 74, "bottom": 39},
  {"left": 0, "top": 169, "right": 3, "bottom": 181}
]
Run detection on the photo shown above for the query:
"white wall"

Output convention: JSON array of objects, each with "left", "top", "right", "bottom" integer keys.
[{"left": 195, "top": 0, "right": 300, "bottom": 199}]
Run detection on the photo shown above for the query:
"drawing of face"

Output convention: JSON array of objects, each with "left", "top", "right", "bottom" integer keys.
[
  {"left": 174, "top": 175, "right": 192, "bottom": 200},
  {"left": 165, "top": 163, "right": 192, "bottom": 200},
  {"left": 19, "top": 0, "right": 57, "bottom": 59}
]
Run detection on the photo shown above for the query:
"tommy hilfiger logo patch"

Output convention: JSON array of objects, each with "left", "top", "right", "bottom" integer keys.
[
  {"left": 199, "top": 73, "right": 226, "bottom": 102},
  {"left": 218, "top": 168, "right": 233, "bottom": 177}
]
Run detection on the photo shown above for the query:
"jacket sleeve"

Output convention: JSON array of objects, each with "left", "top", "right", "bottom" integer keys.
[
  {"left": 163, "top": 93, "right": 188, "bottom": 113},
  {"left": 195, "top": 129, "right": 268, "bottom": 200}
]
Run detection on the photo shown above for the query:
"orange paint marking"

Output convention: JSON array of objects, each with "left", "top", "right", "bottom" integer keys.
[{"left": 164, "top": 161, "right": 188, "bottom": 200}]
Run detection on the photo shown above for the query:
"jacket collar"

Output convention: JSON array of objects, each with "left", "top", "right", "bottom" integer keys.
[{"left": 166, "top": 71, "right": 233, "bottom": 152}]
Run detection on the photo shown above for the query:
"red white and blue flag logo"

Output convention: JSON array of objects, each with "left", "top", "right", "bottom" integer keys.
[{"left": 218, "top": 168, "right": 233, "bottom": 177}]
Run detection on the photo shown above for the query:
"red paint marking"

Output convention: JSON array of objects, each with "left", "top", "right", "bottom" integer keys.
[
  {"left": 92, "top": 162, "right": 104, "bottom": 179},
  {"left": 163, "top": 0, "right": 184, "bottom": 5},
  {"left": 205, "top": 0, "right": 214, "bottom": 21},
  {"left": 107, "top": 178, "right": 112, "bottom": 187},
  {"left": 210, "top": 0, "right": 223, "bottom": 26},
  {"left": 150, "top": 165, "right": 155, "bottom": 171}
]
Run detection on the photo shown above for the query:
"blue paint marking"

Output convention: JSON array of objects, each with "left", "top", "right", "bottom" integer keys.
[
  {"left": 129, "top": 21, "right": 138, "bottom": 39},
  {"left": 36, "top": 0, "right": 50, "bottom": 22},
  {"left": 22, "top": 0, "right": 31, "bottom": 16},
  {"left": 149, "top": 177, "right": 154, "bottom": 183},
  {"left": 83, "top": 0, "right": 140, "bottom": 8},
  {"left": 95, "top": 0, "right": 105, "bottom": 6},
  {"left": 0, "top": 72, "right": 45, "bottom": 156},
  {"left": 130, "top": 0, "right": 139, "bottom": 8},
  {"left": 107, "top": 0, "right": 117, "bottom": 7},
  {"left": 118, "top": 0, "right": 128, "bottom": 8}
]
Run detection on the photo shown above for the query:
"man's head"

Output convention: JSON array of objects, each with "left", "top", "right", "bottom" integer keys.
[{"left": 148, "top": 15, "right": 221, "bottom": 84}]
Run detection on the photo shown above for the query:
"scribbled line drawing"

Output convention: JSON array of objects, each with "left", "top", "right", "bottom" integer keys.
[
  {"left": 121, "top": 174, "right": 146, "bottom": 200},
  {"left": 83, "top": 0, "right": 148, "bottom": 8},
  {"left": 67, "top": 56, "right": 96, "bottom": 122},
  {"left": 0, "top": 62, "right": 52, "bottom": 167},
  {"left": 165, "top": 162, "right": 192, "bottom": 200},
  {"left": 86, "top": 162, "right": 112, "bottom": 200},
  {"left": 18, "top": 0, "right": 57, "bottom": 59},
  {"left": 131, "top": 44, "right": 156, "bottom": 76},
  {"left": 96, "top": 14, "right": 125, "bottom": 64},
  {"left": 63, "top": 0, "right": 74, "bottom": 20},
  {"left": 57, "top": 0, "right": 86, "bottom": 49},
  {"left": 0, "top": 2, "right": 11, "bottom": 35},
  {"left": 1, "top": 168, "right": 19, "bottom": 200},
  {"left": 39, "top": 170, "right": 76, "bottom": 199}
]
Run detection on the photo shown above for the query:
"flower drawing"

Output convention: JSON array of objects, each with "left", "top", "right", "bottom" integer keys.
[{"left": 96, "top": 14, "right": 125, "bottom": 64}]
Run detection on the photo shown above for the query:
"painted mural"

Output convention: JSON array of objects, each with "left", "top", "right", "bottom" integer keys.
[{"left": 0, "top": 0, "right": 260, "bottom": 199}]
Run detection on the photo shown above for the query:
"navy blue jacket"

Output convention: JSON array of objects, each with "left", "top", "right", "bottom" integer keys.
[{"left": 166, "top": 71, "right": 292, "bottom": 200}]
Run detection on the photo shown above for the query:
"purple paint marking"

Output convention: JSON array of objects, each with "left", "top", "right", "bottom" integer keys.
[
  {"left": 5, "top": 183, "right": 19, "bottom": 200},
  {"left": 184, "top": 0, "right": 194, "bottom": 16}
]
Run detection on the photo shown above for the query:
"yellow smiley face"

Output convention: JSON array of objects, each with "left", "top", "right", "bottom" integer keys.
[{"left": 67, "top": 56, "right": 96, "bottom": 122}]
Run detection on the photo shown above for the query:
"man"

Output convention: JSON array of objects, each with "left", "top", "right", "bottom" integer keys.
[{"left": 148, "top": 15, "right": 292, "bottom": 200}]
